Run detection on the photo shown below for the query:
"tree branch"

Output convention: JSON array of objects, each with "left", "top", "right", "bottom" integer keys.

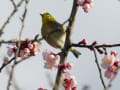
[
  {"left": 93, "top": 48, "right": 106, "bottom": 89},
  {"left": 0, "top": 57, "right": 15, "bottom": 72},
  {"left": 7, "top": 0, "right": 29, "bottom": 90},
  {"left": 14, "top": 0, "right": 28, "bottom": 63},
  {"left": 7, "top": 64, "right": 16, "bottom": 90},
  {"left": 72, "top": 43, "right": 120, "bottom": 48},
  {"left": 53, "top": 0, "right": 78, "bottom": 90},
  {"left": 0, "top": 0, "right": 24, "bottom": 37},
  {"left": 10, "top": 0, "right": 16, "bottom": 8}
]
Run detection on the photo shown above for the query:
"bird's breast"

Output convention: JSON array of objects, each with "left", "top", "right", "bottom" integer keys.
[{"left": 41, "top": 26, "right": 66, "bottom": 49}]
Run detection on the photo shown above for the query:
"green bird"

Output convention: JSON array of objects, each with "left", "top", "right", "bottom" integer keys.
[{"left": 40, "top": 12, "right": 81, "bottom": 58}]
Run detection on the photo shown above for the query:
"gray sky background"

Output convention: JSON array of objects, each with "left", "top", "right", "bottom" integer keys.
[{"left": 0, "top": 0, "right": 120, "bottom": 90}]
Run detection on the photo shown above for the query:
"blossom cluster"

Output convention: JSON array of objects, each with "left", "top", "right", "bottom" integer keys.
[
  {"left": 63, "top": 73, "right": 77, "bottom": 90},
  {"left": 101, "top": 51, "right": 120, "bottom": 79},
  {"left": 77, "top": 0, "right": 93, "bottom": 13},
  {"left": 42, "top": 50, "right": 77, "bottom": 90},
  {"left": 42, "top": 50, "right": 60, "bottom": 69},
  {"left": 4, "top": 39, "right": 41, "bottom": 63},
  {"left": 58, "top": 63, "right": 72, "bottom": 73},
  {"left": 18, "top": 40, "right": 41, "bottom": 57}
]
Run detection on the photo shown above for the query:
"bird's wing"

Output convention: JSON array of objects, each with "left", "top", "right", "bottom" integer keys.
[{"left": 50, "top": 21, "right": 66, "bottom": 33}]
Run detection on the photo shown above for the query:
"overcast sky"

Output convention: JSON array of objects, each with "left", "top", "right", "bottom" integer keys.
[{"left": 0, "top": 0, "right": 120, "bottom": 90}]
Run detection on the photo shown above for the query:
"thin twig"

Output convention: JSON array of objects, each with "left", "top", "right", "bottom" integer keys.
[
  {"left": 72, "top": 43, "right": 120, "bottom": 48},
  {"left": 12, "top": 76, "right": 22, "bottom": 90},
  {"left": 7, "top": 0, "right": 29, "bottom": 90},
  {"left": 0, "top": 37, "right": 43, "bottom": 44},
  {"left": 6, "top": 55, "right": 33, "bottom": 90},
  {"left": 2, "top": 39, "right": 120, "bottom": 49},
  {"left": 0, "top": 0, "right": 24, "bottom": 36},
  {"left": 105, "top": 69, "right": 119, "bottom": 90},
  {"left": 0, "top": 57, "right": 15, "bottom": 72},
  {"left": 10, "top": 0, "right": 16, "bottom": 8},
  {"left": 62, "top": 18, "right": 70, "bottom": 25},
  {"left": 14, "top": 0, "right": 28, "bottom": 63},
  {"left": 7, "top": 64, "right": 16, "bottom": 90},
  {"left": 93, "top": 48, "right": 106, "bottom": 89},
  {"left": 0, "top": 53, "right": 35, "bottom": 73},
  {"left": 4, "top": 56, "right": 32, "bottom": 90},
  {"left": 0, "top": 27, "right": 60, "bottom": 44}
]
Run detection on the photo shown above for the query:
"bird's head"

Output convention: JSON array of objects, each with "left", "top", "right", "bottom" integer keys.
[{"left": 40, "top": 12, "right": 56, "bottom": 24}]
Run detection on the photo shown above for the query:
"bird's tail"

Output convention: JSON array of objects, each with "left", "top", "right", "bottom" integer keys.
[{"left": 70, "top": 47, "right": 81, "bottom": 58}]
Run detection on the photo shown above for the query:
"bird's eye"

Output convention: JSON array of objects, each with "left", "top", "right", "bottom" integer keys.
[{"left": 47, "top": 15, "right": 50, "bottom": 18}]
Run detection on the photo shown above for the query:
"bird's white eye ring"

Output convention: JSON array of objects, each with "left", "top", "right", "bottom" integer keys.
[{"left": 47, "top": 15, "right": 50, "bottom": 18}]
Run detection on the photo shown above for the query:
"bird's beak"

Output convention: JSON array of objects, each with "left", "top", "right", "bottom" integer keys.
[{"left": 40, "top": 13, "right": 43, "bottom": 17}]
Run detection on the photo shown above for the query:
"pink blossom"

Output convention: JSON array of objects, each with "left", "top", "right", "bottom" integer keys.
[
  {"left": 77, "top": 0, "right": 85, "bottom": 6},
  {"left": 19, "top": 50, "right": 25, "bottom": 57},
  {"left": 6, "top": 40, "right": 42, "bottom": 59},
  {"left": 101, "top": 55, "right": 116, "bottom": 69},
  {"left": 108, "top": 65, "right": 117, "bottom": 72},
  {"left": 66, "top": 63, "right": 72, "bottom": 70},
  {"left": 113, "top": 60, "right": 120, "bottom": 67},
  {"left": 104, "top": 65, "right": 117, "bottom": 79},
  {"left": 3, "top": 57, "right": 9, "bottom": 64},
  {"left": 65, "top": 87, "right": 71, "bottom": 90},
  {"left": 42, "top": 50, "right": 53, "bottom": 60},
  {"left": 86, "top": 0, "right": 93, "bottom": 3},
  {"left": 24, "top": 48, "right": 30, "bottom": 53},
  {"left": 24, "top": 48, "right": 30, "bottom": 57},
  {"left": 59, "top": 63, "right": 72, "bottom": 73},
  {"left": 28, "top": 43, "right": 33, "bottom": 49},
  {"left": 63, "top": 74, "right": 77, "bottom": 90},
  {"left": 81, "top": 39, "right": 87, "bottom": 45},
  {"left": 83, "top": 3, "right": 91, "bottom": 13},
  {"left": 104, "top": 70, "right": 113, "bottom": 79},
  {"left": 111, "top": 51, "right": 117, "bottom": 57},
  {"left": 77, "top": 0, "right": 93, "bottom": 13},
  {"left": 72, "top": 86, "right": 77, "bottom": 90},
  {"left": 35, "top": 43, "right": 42, "bottom": 53},
  {"left": 42, "top": 50, "right": 60, "bottom": 69},
  {"left": 38, "top": 88, "right": 46, "bottom": 90},
  {"left": 92, "top": 40, "right": 98, "bottom": 45},
  {"left": 19, "top": 48, "right": 30, "bottom": 58},
  {"left": 19, "top": 41, "right": 41, "bottom": 56},
  {"left": 101, "top": 53, "right": 120, "bottom": 79},
  {"left": 32, "top": 42, "right": 41, "bottom": 55},
  {"left": 7, "top": 47, "right": 15, "bottom": 57}
]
